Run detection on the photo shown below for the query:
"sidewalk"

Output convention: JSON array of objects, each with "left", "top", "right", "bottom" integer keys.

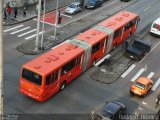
[{"left": 3, "top": 0, "right": 75, "bottom": 25}]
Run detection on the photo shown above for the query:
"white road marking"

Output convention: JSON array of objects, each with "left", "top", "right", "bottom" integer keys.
[
  {"left": 3, "top": 25, "right": 24, "bottom": 32},
  {"left": 147, "top": 72, "right": 155, "bottom": 79},
  {"left": 138, "top": 107, "right": 143, "bottom": 110},
  {"left": 131, "top": 68, "right": 145, "bottom": 82},
  {"left": 151, "top": 77, "right": 160, "bottom": 91},
  {"left": 33, "top": 18, "right": 56, "bottom": 26},
  {"left": 95, "top": 54, "right": 111, "bottom": 67},
  {"left": 121, "top": 64, "right": 136, "bottom": 78},
  {"left": 18, "top": 29, "right": 37, "bottom": 37},
  {"left": 10, "top": 27, "right": 31, "bottom": 34},
  {"left": 144, "top": 6, "right": 151, "bottom": 11},
  {"left": 142, "top": 101, "right": 147, "bottom": 105},
  {"left": 139, "top": 40, "right": 160, "bottom": 63},
  {"left": 25, "top": 31, "right": 45, "bottom": 40},
  {"left": 61, "top": 13, "right": 72, "bottom": 18}
]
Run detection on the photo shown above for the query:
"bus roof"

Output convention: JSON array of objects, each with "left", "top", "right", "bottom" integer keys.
[
  {"left": 98, "top": 11, "right": 139, "bottom": 30},
  {"left": 75, "top": 28, "right": 108, "bottom": 45},
  {"left": 23, "top": 43, "right": 84, "bottom": 75}
]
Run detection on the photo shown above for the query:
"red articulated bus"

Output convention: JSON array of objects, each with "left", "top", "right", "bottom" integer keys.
[{"left": 20, "top": 11, "right": 140, "bottom": 102}]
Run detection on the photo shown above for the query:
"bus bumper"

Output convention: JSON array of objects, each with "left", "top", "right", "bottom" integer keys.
[{"left": 20, "top": 88, "right": 45, "bottom": 102}]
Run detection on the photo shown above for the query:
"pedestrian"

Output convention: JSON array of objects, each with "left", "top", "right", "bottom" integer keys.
[
  {"left": 23, "top": 8, "right": 26, "bottom": 17},
  {"left": 7, "top": 5, "right": 12, "bottom": 16},
  {"left": 156, "top": 93, "right": 160, "bottom": 108},
  {"left": 14, "top": 7, "right": 18, "bottom": 18},
  {"left": 41, "top": 0, "right": 44, "bottom": 10},
  {"left": 3, "top": 9, "right": 7, "bottom": 21}
]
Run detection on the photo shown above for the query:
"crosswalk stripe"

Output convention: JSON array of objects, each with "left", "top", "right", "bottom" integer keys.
[
  {"left": 147, "top": 72, "right": 155, "bottom": 79},
  {"left": 25, "top": 31, "right": 45, "bottom": 40},
  {"left": 10, "top": 27, "right": 31, "bottom": 34},
  {"left": 121, "top": 64, "right": 136, "bottom": 78},
  {"left": 18, "top": 29, "right": 37, "bottom": 37},
  {"left": 131, "top": 68, "right": 145, "bottom": 82},
  {"left": 151, "top": 77, "right": 160, "bottom": 91},
  {"left": 3, "top": 25, "right": 24, "bottom": 32}
]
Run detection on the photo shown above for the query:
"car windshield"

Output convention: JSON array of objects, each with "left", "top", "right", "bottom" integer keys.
[
  {"left": 101, "top": 109, "right": 113, "bottom": 119},
  {"left": 153, "top": 23, "right": 160, "bottom": 30},
  {"left": 88, "top": 0, "right": 96, "bottom": 3},
  {"left": 22, "top": 68, "right": 42, "bottom": 86},
  {"left": 68, "top": 4, "right": 76, "bottom": 8},
  {"left": 134, "top": 82, "right": 146, "bottom": 90}
]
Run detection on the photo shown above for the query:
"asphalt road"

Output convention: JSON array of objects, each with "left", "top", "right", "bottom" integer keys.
[{"left": 3, "top": 0, "right": 160, "bottom": 119}]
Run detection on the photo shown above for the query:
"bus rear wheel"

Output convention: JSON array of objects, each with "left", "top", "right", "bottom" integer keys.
[{"left": 60, "top": 81, "right": 66, "bottom": 91}]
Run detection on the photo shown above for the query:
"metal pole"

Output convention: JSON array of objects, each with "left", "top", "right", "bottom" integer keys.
[
  {"left": 0, "top": 0, "right": 3, "bottom": 117},
  {"left": 41, "top": 0, "right": 46, "bottom": 50},
  {"left": 54, "top": 0, "right": 59, "bottom": 42},
  {"left": 35, "top": 0, "right": 42, "bottom": 51}
]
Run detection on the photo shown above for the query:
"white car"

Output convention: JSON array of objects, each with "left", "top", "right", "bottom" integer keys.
[
  {"left": 150, "top": 18, "right": 160, "bottom": 36},
  {"left": 65, "top": 2, "right": 82, "bottom": 15}
]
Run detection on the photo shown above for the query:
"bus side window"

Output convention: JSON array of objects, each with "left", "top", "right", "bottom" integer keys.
[
  {"left": 101, "top": 40, "right": 105, "bottom": 47},
  {"left": 130, "top": 19, "right": 136, "bottom": 26},
  {"left": 51, "top": 70, "right": 59, "bottom": 84},
  {"left": 46, "top": 74, "right": 51, "bottom": 85},
  {"left": 61, "top": 59, "right": 76, "bottom": 75},
  {"left": 91, "top": 42, "right": 100, "bottom": 54},
  {"left": 75, "top": 55, "right": 81, "bottom": 66},
  {"left": 124, "top": 22, "right": 131, "bottom": 31},
  {"left": 114, "top": 29, "right": 122, "bottom": 39}
]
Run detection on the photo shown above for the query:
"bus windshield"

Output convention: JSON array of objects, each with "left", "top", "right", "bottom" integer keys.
[
  {"left": 22, "top": 68, "right": 42, "bottom": 86},
  {"left": 153, "top": 23, "right": 160, "bottom": 31}
]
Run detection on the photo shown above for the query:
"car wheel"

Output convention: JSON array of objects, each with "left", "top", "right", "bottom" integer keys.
[
  {"left": 142, "top": 94, "right": 146, "bottom": 98},
  {"left": 130, "top": 91, "right": 134, "bottom": 96},
  {"left": 60, "top": 81, "right": 66, "bottom": 91}
]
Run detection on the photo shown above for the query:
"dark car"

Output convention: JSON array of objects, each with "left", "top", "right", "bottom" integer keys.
[
  {"left": 91, "top": 101, "right": 126, "bottom": 120},
  {"left": 85, "top": 0, "right": 103, "bottom": 9},
  {"left": 125, "top": 39, "right": 151, "bottom": 60}
]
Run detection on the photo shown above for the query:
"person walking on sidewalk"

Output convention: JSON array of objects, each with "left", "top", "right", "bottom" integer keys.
[
  {"left": 156, "top": 93, "right": 160, "bottom": 108},
  {"left": 3, "top": 8, "right": 7, "bottom": 21},
  {"left": 41, "top": 0, "right": 44, "bottom": 10},
  {"left": 23, "top": 8, "right": 27, "bottom": 17},
  {"left": 7, "top": 5, "right": 12, "bottom": 19},
  {"left": 14, "top": 7, "right": 18, "bottom": 18}
]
